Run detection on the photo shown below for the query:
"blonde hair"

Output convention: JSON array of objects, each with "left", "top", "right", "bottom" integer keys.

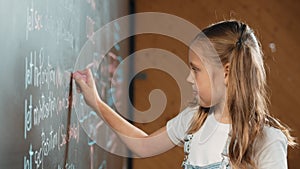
[{"left": 187, "top": 20, "right": 296, "bottom": 169}]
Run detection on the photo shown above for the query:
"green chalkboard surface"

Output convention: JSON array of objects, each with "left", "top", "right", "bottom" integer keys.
[{"left": 0, "top": 0, "right": 131, "bottom": 168}]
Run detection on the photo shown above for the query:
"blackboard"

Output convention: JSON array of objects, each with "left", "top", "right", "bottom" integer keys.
[{"left": 0, "top": 0, "right": 131, "bottom": 168}]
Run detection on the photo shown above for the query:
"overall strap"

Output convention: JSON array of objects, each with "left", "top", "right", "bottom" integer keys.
[
  {"left": 220, "top": 135, "right": 231, "bottom": 168},
  {"left": 182, "top": 134, "right": 194, "bottom": 168}
]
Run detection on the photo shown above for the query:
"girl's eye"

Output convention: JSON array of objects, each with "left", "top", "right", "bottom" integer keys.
[{"left": 191, "top": 67, "right": 200, "bottom": 72}]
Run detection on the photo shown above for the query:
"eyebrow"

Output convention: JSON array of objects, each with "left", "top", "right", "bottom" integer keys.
[{"left": 189, "top": 62, "right": 200, "bottom": 68}]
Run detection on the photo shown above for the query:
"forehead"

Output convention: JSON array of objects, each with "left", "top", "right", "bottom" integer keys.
[
  {"left": 188, "top": 49, "right": 205, "bottom": 67},
  {"left": 189, "top": 40, "right": 224, "bottom": 68}
]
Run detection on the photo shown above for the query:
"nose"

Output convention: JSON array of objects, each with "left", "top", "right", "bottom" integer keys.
[{"left": 186, "top": 71, "right": 194, "bottom": 84}]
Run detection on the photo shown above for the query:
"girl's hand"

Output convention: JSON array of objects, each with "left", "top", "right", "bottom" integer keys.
[{"left": 73, "top": 69, "right": 101, "bottom": 112}]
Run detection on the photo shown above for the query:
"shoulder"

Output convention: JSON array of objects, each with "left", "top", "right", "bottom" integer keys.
[
  {"left": 259, "top": 126, "right": 287, "bottom": 148},
  {"left": 166, "top": 106, "right": 199, "bottom": 146},
  {"left": 168, "top": 106, "right": 199, "bottom": 123},
  {"left": 167, "top": 106, "right": 199, "bottom": 128},
  {"left": 254, "top": 126, "right": 288, "bottom": 168},
  {"left": 179, "top": 106, "right": 199, "bottom": 120}
]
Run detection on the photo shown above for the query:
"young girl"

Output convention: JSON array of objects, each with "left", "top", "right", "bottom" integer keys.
[{"left": 73, "top": 20, "right": 296, "bottom": 169}]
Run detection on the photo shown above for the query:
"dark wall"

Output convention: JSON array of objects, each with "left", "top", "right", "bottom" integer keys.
[{"left": 132, "top": 0, "right": 300, "bottom": 169}]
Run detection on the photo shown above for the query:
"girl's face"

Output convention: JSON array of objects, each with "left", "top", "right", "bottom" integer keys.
[{"left": 187, "top": 49, "right": 226, "bottom": 108}]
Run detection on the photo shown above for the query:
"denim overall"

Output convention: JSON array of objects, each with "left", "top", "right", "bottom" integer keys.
[{"left": 182, "top": 134, "right": 231, "bottom": 169}]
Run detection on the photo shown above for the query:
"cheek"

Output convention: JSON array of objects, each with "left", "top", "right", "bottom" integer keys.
[
  {"left": 195, "top": 76, "right": 212, "bottom": 101},
  {"left": 194, "top": 71, "right": 225, "bottom": 107}
]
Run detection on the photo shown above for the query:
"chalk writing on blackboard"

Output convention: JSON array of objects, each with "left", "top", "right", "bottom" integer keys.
[
  {"left": 25, "top": 48, "right": 57, "bottom": 89},
  {"left": 113, "top": 22, "right": 121, "bottom": 51},
  {"left": 86, "top": 0, "right": 96, "bottom": 10},
  {"left": 86, "top": 16, "right": 96, "bottom": 44},
  {"left": 98, "top": 160, "right": 107, "bottom": 169},
  {"left": 58, "top": 123, "right": 80, "bottom": 148},
  {"left": 20, "top": 0, "right": 130, "bottom": 168},
  {"left": 23, "top": 144, "right": 33, "bottom": 169},
  {"left": 26, "top": 0, "right": 76, "bottom": 48},
  {"left": 26, "top": 0, "right": 43, "bottom": 40},
  {"left": 23, "top": 45, "right": 79, "bottom": 169},
  {"left": 24, "top": 95, "right": 32, "bottom": 139},
  {"left": 24, "top": 90, "right": 71, "bottom": 139},
  {"left": 24, "top": 48, "right": 71, "bottom": 139},
  {"left": 57, "top": 163, "right": 75, "bottom": 169},
  {"left": 23, "top": 122, "right": 80, "bottom": 169}
]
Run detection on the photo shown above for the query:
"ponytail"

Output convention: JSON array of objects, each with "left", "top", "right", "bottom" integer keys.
[{"left": 227, "top": 23, "right": 267, "bottom": 168}]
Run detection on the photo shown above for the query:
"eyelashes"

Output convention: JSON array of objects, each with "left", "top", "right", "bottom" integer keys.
[
  {"left": 189, "top": 62, "right": 201, "bottom": 73},
  {"left": 191, "top": 66, "right": 200, "bottom": 72}
]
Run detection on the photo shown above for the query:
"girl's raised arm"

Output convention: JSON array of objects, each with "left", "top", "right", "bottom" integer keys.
[{"left": 73, "top": 69, "right": 175, "bottom": 157}]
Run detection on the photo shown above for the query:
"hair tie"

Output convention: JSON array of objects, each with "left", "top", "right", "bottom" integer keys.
[
  {"left": 236, "top": 37, "right": 243, "bottom": 48},
  {"left": 236, "top": 23, "right": 246, "bottom": 49}
]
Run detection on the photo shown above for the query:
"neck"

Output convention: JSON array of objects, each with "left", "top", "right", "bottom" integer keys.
[{"left": 213, "top": 101, "right": 231, "bottom": 124}]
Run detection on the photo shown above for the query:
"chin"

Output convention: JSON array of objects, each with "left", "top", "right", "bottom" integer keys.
[
  {"left": 199, "top": 99, "right": 218, "bottom": 110},
  {"left": 199, "top": 101, "right": 212, "bottom": 108}
]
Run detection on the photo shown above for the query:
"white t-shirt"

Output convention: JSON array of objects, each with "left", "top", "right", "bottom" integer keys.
[{"left": 166, "top": 106, "right": 288, "bottom": 168}]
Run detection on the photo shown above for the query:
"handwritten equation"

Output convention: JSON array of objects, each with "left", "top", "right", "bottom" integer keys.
[
  {"left": 26, "top": 0, "right": 77, "bottom": 49},
  {"left": 24, "top": 123, "right": 79, "bottom": 169},
  {"left": 24, "top": 48, "right": 71, "bottom": 139},
  {"left": 22, "top": 0, "right": 127, "bottom": 168}
]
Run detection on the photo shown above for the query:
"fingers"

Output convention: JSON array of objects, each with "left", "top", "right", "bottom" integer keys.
[
  {"left": 73, "top": 68, "right": 95, "bottom": 93},
  {"left": 85, "top": 69, "right": 94, "bottom": 84},
  {"left": 74, "top": 70, "right": 88, "bottom": 81},
  {"left": 75, "top": 81, "right": 82, "bottom": 93},
  {"left": 73, "top": 71, "right": 88, "bottom": 92},
  {"left": 76, "top": 68, "right": 89, "bottom": 75}
]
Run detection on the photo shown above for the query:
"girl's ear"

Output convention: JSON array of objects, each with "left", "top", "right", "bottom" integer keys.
[{"left": 224, "top": 63, "right": 230, "bottom": 86}]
